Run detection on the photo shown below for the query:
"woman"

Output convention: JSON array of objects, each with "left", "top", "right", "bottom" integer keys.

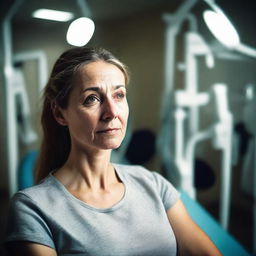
[{"left": 5, "top": 47, "right": 221, "bottom": 256}]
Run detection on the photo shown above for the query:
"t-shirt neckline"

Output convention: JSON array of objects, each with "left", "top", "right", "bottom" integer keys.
[{"left": 49, "top": 163, "right": 127, "bottom": 213}]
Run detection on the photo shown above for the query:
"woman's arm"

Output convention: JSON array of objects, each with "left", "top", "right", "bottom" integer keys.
[
  {"left": 5, "top": 241, "right": 57, "bottom": 256},
  {"left": 167, "top": 199, "right": 222, "bottom": 256}
]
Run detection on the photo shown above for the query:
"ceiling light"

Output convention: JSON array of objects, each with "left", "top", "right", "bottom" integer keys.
[
  {"left": 32, "top": 9, "right": 74, "bottom": 22},
  {"left": 66, "top": 17, "right": 95, "bottom": 46}
]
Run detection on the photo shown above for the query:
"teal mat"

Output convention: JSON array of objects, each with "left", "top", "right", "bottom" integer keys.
[{"left": 181, "top": 191, "right": 252, "bottom": 256}]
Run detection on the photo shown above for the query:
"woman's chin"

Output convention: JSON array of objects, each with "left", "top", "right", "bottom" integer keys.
[
  {"left": 99, "top": 140, "right": 123, "bottom": 150},
  {"left": 96, "top": 137, "right": 124, "bottom": 150},
  {"left": 102, "top": 143, "right": 122, "bottom": 150}
]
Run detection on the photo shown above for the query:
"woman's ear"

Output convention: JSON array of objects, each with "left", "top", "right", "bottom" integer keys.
[{"left": 51, "top": 102, "right": 68, "bottom": 126}]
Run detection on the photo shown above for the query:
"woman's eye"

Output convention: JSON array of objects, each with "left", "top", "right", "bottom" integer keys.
[
  {"left": 83, "top": 95, "right": 100, "bottom": 105},
  {"left": 115, "top": 92, "right": 126, "bottom": 99}
]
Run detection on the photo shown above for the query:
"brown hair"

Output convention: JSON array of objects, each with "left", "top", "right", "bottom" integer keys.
[{"left": 35, "top": 47, "right": 129, "bottom": 183}]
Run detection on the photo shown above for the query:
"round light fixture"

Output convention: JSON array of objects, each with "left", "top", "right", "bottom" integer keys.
[
  {"left": 66, "top": 17, "right": 95, "bottom": 46},
  {"left": 203, "top": 10, "right": 240, "bottom": 48}
]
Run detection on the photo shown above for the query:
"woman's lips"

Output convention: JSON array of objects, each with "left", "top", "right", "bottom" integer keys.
[{"left": 96, "top": 128, "right": 120, "bottom": 134}]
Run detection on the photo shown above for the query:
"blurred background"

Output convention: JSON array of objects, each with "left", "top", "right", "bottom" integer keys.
[{"left": 0, "top": 0, "right": 255, "bottom": 255}]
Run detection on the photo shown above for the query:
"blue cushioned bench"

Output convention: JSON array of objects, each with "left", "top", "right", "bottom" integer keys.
[{"left": 181, "top": 191, "right": 252, "bottom": 256}]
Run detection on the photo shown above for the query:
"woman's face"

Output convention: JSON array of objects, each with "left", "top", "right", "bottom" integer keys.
[{"left": 59, "top": 61, "right": 129, "bottom": 153}]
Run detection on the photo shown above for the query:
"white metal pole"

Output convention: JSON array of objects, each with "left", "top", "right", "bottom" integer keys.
[
  {"left": 185, "top": 33, "right": 199, "bottom": 136},
  {"left": 159, "top": 1, "right": 198, "bottom": 182},
  {"left": 212, "top": 84, "right": 233, "bottom": 230},
  {"left": 174, "top": 107, "right": 186, "bottom": 167},
  {"left": 161, "top": 0, "right": 197, "bottom": 121},
  {"left": 14, "top": 50, "right": 48, "bottom": 93},
  {"left": 235, "top": 43, "right": 256, "bottom": 59},
  {"left": 219, "top": 119, "right": 233, "bottom": 230},
  {"left": 3, "top": 0, "right": 24, "bottom": 197},
  {"left": 161, "top": 14, "right": 178, "bottom": 121}
]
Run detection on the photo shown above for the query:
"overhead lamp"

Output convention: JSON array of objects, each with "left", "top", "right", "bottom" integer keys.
[
  {"left": 66, "top": 0, "right": 95, "bottom": 47},
  {"left": 202, "top": 0, "right": 256, "bottom": 58},
  {"left": 203, "top": 10, "right": 240, "bottom": 48},
  {"left": 202, "top": 0, "right": 240, "bottom": 48},
  {"left": 32, "top": 9, "right": 74, "bottom": 22},
  {"left": 66, "top": 17, "right": 95, "bottom": 47}
]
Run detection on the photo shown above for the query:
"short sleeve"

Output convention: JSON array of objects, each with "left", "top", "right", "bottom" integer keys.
[
  {"left": 152, "top": 172, "right": 180, "bottom": 211},
  {"left": 4, "top": 192, "right": 55, "bottom": 249}
]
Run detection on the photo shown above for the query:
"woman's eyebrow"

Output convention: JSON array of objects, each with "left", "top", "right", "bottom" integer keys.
[
  {"left": 82, "top": 87, "right": 100, "bottom": 93},
  {"left": 81, "top": 85, "right": 125, "bottom": 93}
]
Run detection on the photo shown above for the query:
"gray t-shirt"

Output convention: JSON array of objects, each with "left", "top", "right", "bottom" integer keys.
[{"left": 5, "top": 164, "right": 180, "bottom": 256}]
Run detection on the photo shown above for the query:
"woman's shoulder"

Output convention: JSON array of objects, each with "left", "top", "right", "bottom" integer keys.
[
  {"left": 12, "top": 174, "right": 58, "bottom": 205},
  {"left": 113, "top": 163, "right": 153, "bottom": 177},
  {"left": 113, "top": 163, "right": 180, "bottom": 210},
  {"left": 113, "top": 163, "right": 163, "bottom": 185}
]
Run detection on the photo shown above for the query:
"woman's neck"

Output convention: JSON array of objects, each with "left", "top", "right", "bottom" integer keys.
[{"left": 54, "top": 147, "right": 116, "bottom": 192}]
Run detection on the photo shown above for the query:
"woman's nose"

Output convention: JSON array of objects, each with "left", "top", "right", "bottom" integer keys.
[{"left": 101, "top": 98, "right": 118, "bottom": 121}]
